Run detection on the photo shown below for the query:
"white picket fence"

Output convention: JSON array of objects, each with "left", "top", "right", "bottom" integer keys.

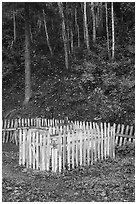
[
  {"left": 18, "top": 122, "right": 116, "bottom": 172},
  {"left": 2, "top": 118, "right": 135, "bottom": 172}
]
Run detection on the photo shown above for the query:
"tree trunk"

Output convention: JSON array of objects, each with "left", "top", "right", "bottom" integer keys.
[
  {"left": 105, "top": 3, "right": 111, "bottom": 60},
  {"left": 75, "top": 8, "right": 80, "bottom": 47},
  {"left": 13, "top": 8, "right": 16, "bottom": 41},
  {"left": 58, "top": 2, "right": 69, "bottom": 69},
  {"left": 70, "top": 28, "right": 74, "bottom": 53},
  {"left": 23, "top": 3, "right": 31, "bottom": 105},
  {"left": 91, "top": 2, "right": 96, "bottom": 44},
  {"left": 43, "top": 9, "right": 53, "bottom": 56},
  {"left": 66, "top": 23, "right": 70, "bottom": 55},
  {"left": 111, "top": 2, "right": 115, "bottom": 60},
  {"left": 83, "top": 2, "right": 90, "bottom": 50},
  {"left": 70, "top": 8, "right": 74, "bottom": 53},
  {"left": 66, "top": 3, "right": 71, "bottom": 55},
  {"left": 10, "top": 7, "right": 16, "bottom": 48}
]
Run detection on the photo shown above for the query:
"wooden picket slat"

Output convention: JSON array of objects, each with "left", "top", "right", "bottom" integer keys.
[
  {"left": 79, "top": 129, "right": 83, "bottom": 166},
  {"left": 100, "top": 122, "right": 104, "bottom": 160},
  {"left": 119, "top": 124, "right": 125, "bottom": 146},
  {"left": 107, "top": 123, "right": 110, "bottom": 157},
  {"left": 112, "top": 123, "right": 116, "bottom": 158},
  {"left": 83, "top": 127, "right": 87, "bottom": 166},
  {"left": 89, "top": 122, "right": 93, "bottom": 165},
  {"left": 128, "top": 126, "right": 134, "bottom": 143},
  {"left": 87, "top": 123, "right": 90, "bottom": 166},
  {"left": 71, "top": 129, "right": 75, "bottom": 169},
  {"left": 104, "top": 122, "right": 107, "bottom": 159},
  {"left": 58, "top": 129, "right": 62, "bottom": 172},
  {"left": 19, "top": 129, "right": 22, "bottom": 165},
  {"left": 115, "top": 124, "right": 121, "bottom": 145}
]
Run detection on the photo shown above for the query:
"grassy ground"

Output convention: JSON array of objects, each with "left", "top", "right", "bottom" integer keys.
[{"left": 2, "top": 142, "right": 135, "bottom": 202}]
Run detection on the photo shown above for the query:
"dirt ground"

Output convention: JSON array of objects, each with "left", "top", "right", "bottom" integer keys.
[{"left": 2, "top": 142, "right": 135, "bottom": 202}]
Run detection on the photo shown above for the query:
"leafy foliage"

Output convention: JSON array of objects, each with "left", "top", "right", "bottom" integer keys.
[{"left": 2, "top": 2, "right": 135, "bottom": 125}]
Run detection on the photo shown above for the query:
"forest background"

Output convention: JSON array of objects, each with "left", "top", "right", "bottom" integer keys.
[{"left": 2, "top": 2, "right": 135, "bottom": 125}]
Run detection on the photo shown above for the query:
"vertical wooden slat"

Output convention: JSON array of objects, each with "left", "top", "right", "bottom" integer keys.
[
  {"left": 100, "top": 122, "right": 104, "bottom": 160},
  {"left": 119, "top": 124, "right": 125, "bottom": 146},
  {"left": 89, "top": 122, "right": 93, "bottom": 165},
  {"left": 46, "top": 128, "right": 50, "bottom": 171},
  {"left": 27, "top": 118, "right": 30, "bottom": 127},
  {"left": 67, "top": 127, "right": 71, "bottom": 170},
  {"left": 6, "top": 120, "right": 10, "bottom": 143},
  {"left": 22, "top": 128, "right": 26, "bottom": 166},
  {"left": 83, "top": 125, "right": 87, "bottom": 166},
  {"left": 112, "top": 123, "right": 116, "bottom": 158},
  {"left": 93, "top": 122, "right": 97, "bottom": 162},
  {"left": 9, "top": 119, "right": 14, "bottom": 142},
  {"left": 18, "top": 118, "right": 21, "bottom": 127},
  {"left": 51, "top": 144, "right": 54, "bottom": 171},
  {"left": 109, "top": 126, "right": 113, "bottom": 158},
  {"left": 24, "top": 118, "right": 27, "bottom": 127},
  {"left": 54, "top": 146, "right": 58, "bottom": 172},
  {"left": 104, "top": 122, "right": 107, "bottom": 159},
  {"left": 107, "top": 123, "right": 110, "bottom": 157},
  {"left": 62, "top": 126, "right": 67, "bottom": 170},
  {"left": 128, "top": 126, "right": 133, "bottom": 143},
  {"left": 71, "top": 129, "right": 75, "bottom": 169},
  {"left": 25, "top": 128, "right": 29, "bottom": 168},
  {"left": 14, "top": 119, "right": 18, "bottom": 145},
  {"left": 123, "top": 125, "right": 129, "bottom": 144},
  {"left": 115, "top": 124, "right": 121, "bottom": 146},
  {"left": 32, "top": 130, "right": 36, "bottom": 169},
  {"left": 41, "top": 131, "right": 46, "bottom": 170},
  {"left": 31, "top": 118, "right": 33, "bottom": 127},
  {"left": 22, "top": 118, "right": 24, "bottom": 127},
  {"left": 58, "top": 128, "right": 62, "bottom": 172},
  {"left": 96, "top": 123, "right": 100, "bottom": 161},
  {"left": 87, "top": 122, "right": 90, "bottom": 166},
  {"left": 19, "top": 129, "right": 22, "bottom": 165},
  {"left": 28, "top": 129, "right": 32, "bottom": 168},
  {"left": 39, "top": 131, "right": 42, "bottom": 170},
  {"left": 36, "top": 131, "right": 39, "bottom": 169},
  {"left": 79, "top": 128, "right": 83, "bottom": 166},
  {"left": 75, "top": 128, "right": 79, "bottom": 167},
  {"left": 3, "top": 119, "right": 7, "bottom": 143}
]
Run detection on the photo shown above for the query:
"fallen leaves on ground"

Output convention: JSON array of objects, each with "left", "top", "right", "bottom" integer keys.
[{"left": 2, "top": 144, "right": 135, "bottom": 202}]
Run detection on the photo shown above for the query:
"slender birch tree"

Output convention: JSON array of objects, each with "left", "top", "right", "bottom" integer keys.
[
  {"left": 10, "top": 5, "right": 16, "bottom": 48},
  {"left": 83, "top": 2, "right": 90, "bottom": 50},
  {"left": 43, "top": 9, "right": 53, "bottom": 56},
  {"left": 75, "top": 8, "right": 80, "bottom": 47},
  {"left": 111, "top": 2, "right": 115, "bottom": 60},
  {"left": 24, "top": 2, "right": 32, "bottom": 105},
  {"left": 91, "top": 2, "right": 96, "bottom": 44},
  {"left": 105, "top": 2, "right": 110, "bottom": 59},
  {"left": 58, "top": 2, "right": 69, "bottom": 69}
]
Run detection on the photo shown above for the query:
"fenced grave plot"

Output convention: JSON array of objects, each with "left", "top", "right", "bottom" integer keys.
[{"left": 19, "top": 122, "right": 116, "bottom": 172}]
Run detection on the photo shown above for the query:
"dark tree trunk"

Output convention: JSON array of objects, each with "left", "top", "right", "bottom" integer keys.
[{"left": 23, "top": 3, "right": 31, "bottom": 105}]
